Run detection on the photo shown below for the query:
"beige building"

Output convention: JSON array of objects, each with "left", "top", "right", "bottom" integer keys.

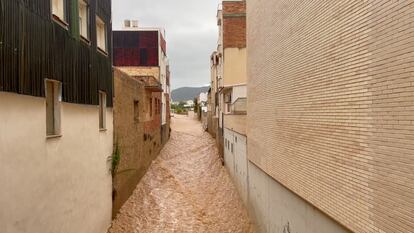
[
  {"left": 210, "top": 1, "right": 247, "bottom": 160},
  {"left": 208, "top": 0, "right": 250, "bottom": 207},
  {"left": 247, "top": 1, "right": 414, "bottom": 233}
]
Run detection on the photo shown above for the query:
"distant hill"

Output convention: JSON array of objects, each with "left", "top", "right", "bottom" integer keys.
[{"left": 171, "top": 86, "right": 210, "bottom": 102}]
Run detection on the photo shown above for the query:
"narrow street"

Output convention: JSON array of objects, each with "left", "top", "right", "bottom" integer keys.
[{"left": 108, "top": 114, "right": 254, "bottom": 233}]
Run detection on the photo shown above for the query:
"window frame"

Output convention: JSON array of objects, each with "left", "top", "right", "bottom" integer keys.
[
  {"left": 134, "top": 100, "right": 140, "bottom": 123},
  {"left": 51, "top": 0, "right": 69, "bottom": 29},
  {"left": 99, "top": 91, "right": 107, "bottom": 131},
  {"left": 79, "top": 0, "right": 90, "bottom": 43},
  {"left": 96, "top": 16, "right": 108, "bottom": 54},
  {"left": 45, "top": 79, "right": 62, "bottom": 138},
  {"left": 150, "top": 97, "right": 153, "bottom": 117}
]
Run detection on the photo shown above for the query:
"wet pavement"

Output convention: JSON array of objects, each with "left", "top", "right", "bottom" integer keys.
[{"left": 108, "top": 114, "right": 254, "bottom": 233}]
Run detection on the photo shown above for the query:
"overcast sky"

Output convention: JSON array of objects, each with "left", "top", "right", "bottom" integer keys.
[{"left": 112, "top": 0, "right": 221, "bottom": 90}]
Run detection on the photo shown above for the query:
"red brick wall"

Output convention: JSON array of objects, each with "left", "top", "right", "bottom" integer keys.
[
  {"left": 223, "top": 1, "right": 246, "bottom": 14},
  {"left": 222, "top": 1, "right": 246, "bottom": 48}
]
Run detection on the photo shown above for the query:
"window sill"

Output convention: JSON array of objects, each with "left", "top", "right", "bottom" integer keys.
[
  {"left": 46, "top": 134, "right": 62, "bottom": 139},
  {"left": 97, "top": 47, "right": 108, "bottom": 56},
  {"left": 80, "top": 35, "right": 91, "bottom": 45},
  {"left": 99, "top": 128, "right": 107, "bottom": 132},
  {"left": 52, "top": 14, "right": 69, "bottom": 30}
]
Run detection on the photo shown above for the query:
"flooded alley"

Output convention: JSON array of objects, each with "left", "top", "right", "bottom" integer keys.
[{"left": 108, "top": 114, "right": 254, "bottom": 233}]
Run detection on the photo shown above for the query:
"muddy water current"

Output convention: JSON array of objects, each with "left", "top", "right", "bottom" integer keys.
[{"left": 108, "top": 115, "right": 254, "bottom": 233}]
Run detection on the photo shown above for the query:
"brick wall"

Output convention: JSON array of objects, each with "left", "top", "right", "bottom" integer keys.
[
  {"left": 223, "top": 1, "right": 246, "bottom": 14},
  {"left": 222, "top": 1, "right": 246, "bottom": 48},
  {"left": 247, "top": 1, "right": 414, "bottom": 232}
]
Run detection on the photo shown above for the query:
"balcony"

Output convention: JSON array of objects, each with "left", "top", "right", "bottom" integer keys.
[{"left": 134, "top": 76, "right": 163, "bottom": 92}]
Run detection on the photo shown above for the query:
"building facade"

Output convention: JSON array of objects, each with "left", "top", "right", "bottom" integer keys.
[
  {"left": 248, "top": 1, "right": 414, "bottom": 233},
  {"left": 208, "top": 1, "right": 248, "bottom": 204},
  {"left": 210, "top": 1, "right": 247, "bottom": 166},
  {"left": 209, "top": 52, "right": 220, "bottom": 139},
  {"left": 0, "top": 0, "right": 113, "bottom": 233},
  {"left": 112, "top": 68, "right": 164, "bottom": 216},
  {"left": 113, "top": 26, "right": 171, "bottom": 145}
]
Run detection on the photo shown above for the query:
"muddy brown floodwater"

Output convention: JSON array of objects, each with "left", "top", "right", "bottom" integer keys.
[{"left": 108, "top": 114, "right": 255, "bottom": 233}]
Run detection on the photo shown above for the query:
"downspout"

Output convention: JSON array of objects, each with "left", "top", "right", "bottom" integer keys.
[{"left": 0, "top": 0, "right": 2, "bottom": 91}]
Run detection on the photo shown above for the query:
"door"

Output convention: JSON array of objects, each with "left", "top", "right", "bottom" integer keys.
[
  {"left": 224, "top": 128, "right": 235, "bottom": 178},
  {"left": 234, "top": 133, "right": 248, "bottom": 204}
]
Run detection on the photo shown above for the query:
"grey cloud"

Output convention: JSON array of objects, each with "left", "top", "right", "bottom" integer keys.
[{"left": 112, "top": 0, "right": 221, "bottom": 89}]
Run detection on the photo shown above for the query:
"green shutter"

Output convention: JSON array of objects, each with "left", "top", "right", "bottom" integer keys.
[{"left": 70, "top": 0, "right": 80, "bottom": 39}]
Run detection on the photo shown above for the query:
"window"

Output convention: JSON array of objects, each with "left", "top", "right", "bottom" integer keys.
[
  {"left": 150, "top": 97, "right": 153, "bottom": 117},
  {"left": 134, "top": 100, "right": 139, "bottom": 123},
  {"left": 45, "top": 80, "right": 62, "bottom": 137},
  {"left": 96, "top": 16, "right": 107, "bottom": 52},
  {"left": 140, "top": 49, "right": 148, "bottom": 66},
  {"left": 99, "top": 91, "right": 107, "bottom": 130},
  {"left": 79, "top": 0, "right": 89, "bottom": 40},
  {"left": 154, "top": 98, "right": 157, "bottom": 115},
  {"left": 52, "top": 0, "right": 67, "bottom": 25}
]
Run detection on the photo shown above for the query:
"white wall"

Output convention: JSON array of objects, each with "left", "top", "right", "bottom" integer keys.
[
  {"left": 0, "top": 92, "right": 113, "bottom": 233},
  {"left": 224, "top": 128, "right": 248, "bottom": 205}
]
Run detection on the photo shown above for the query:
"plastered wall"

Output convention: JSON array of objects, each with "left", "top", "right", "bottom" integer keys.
[
  {"left": 223, "top": 48, "right": 247, "bottom": 87},
  {"left": 0, "top": 92, "right": 113, "bottom": 233}
]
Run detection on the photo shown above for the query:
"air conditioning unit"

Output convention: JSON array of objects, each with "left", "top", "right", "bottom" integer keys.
[
  {"left": 124, "top": 20, "right": 139, "bottom": 29},
  {"left": 124, "top": 20, "right": 131, "bottom": 28},
  {"left": 131, "top": 20, "right": 139, "bottom": 28}
]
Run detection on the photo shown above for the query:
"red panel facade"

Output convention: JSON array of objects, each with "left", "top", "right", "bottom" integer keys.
[{"left": 113, "top": 31, "right": 159, "bottom": 67}]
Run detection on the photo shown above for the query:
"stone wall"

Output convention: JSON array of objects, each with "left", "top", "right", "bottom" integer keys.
[
  {"left": 113, "top": 69, "right": 163, "bottom": 216},
  {"left": 116, "top": 67, "right": 160, "bottom": 80}
]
